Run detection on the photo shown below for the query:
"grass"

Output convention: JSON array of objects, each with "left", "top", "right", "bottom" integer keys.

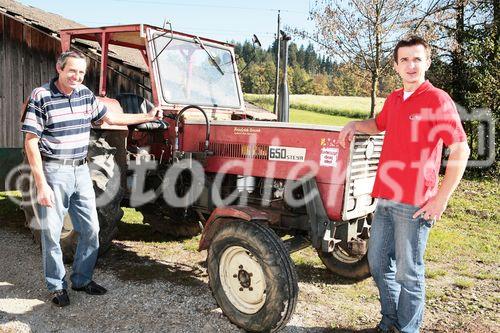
[
  {"left": 426, "top": 268, "right": 448, "bottom": 279},
  {"left": 426, "top": 289, "right": 447, "bottom": 301},
  {"left": 122, "top": 207, "right": 144, "bottom": 224},
  {"left": 473, "top": 271, "right": 500, "bottom": 281},
  {"left": 291, "top": 247, "right": 323, "bottom": 267},
  {"left": 425, "top": 177, "right": 500, "bottom": 268},
  {"left": 253, "top": 102, "right": 355, "bottom": 126},
  {"left": 454, "top": 278, "right": 475, "bottom": 289},
  {"left": 118, "top": 207, "right": 201, "bottom": 254},
  {"left": 182, "top": 235, "right": 201, "bottom": 252},
  {"left": 245, "top": 94, "right": 385, "bottom": 120}
]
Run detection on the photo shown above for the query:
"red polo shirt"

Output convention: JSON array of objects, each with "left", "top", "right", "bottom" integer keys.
[{"left": 372, "top": 80, "right": 467, "bottom": 206}]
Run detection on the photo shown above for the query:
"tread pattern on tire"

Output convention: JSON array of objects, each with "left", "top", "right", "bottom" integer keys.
[
  {"left": 207, "top": 219, "right": 298, "bottom": 333},
  {"left": 88, "top": 130, "right": 126, "bottom": 257},
  {"left": 317, "top": 249, "right": 371, "bottom": 281}
]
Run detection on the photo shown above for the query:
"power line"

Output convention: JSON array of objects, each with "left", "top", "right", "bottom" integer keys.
[
  {"left": 108, "top": 0, "right": 305, "bottom": 13},
  {"left": 77, "top": 21, "right": 276, "bottom": 36}
]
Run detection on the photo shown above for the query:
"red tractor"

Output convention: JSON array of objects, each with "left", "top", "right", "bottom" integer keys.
[{"left": 23, "top": 24, "right": 383, "bottom": 332}]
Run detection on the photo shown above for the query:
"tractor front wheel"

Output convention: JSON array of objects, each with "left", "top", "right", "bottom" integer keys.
[{"left": 207, "top": 219, "right": 298, "bottom": 332}]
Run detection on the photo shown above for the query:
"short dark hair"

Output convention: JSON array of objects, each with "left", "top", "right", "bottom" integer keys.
[
  {"left": 56, "top": 50, "right": 86, "bottom": 70},
  {"left": 393, "top": 36, "right": 431, "bottom": 63}
]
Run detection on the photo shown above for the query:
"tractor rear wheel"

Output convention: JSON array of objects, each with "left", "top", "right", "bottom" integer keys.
[
  {"left": 317, "top": 247, "right": 370, "bottom": 280},
  {"left": 207, "top": 219, "right": 298, "bottom": 332},
  {"left": 87, "top": 129, "right": 126, "bottom": 258}
]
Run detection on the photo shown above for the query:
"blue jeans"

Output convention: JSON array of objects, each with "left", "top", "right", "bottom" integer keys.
[
  {"left": 36, "top": 162, "right": 99, "bottom": 292},
  {"left": 368, "top": 199, "right": 432, "bottom": 333}
]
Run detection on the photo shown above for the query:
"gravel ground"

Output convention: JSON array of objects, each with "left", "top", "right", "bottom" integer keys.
[
  {"left": 1, "top": 221, "right": 498, "bottom": 333},
  {"left": 0, "top": 225, "right": 319, "bottom": 333},
  {"left": 0, "top": 227, "right": 242, "bottom": 333}
]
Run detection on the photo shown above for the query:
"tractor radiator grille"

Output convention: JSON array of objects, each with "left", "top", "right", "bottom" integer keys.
[
  {"left": 199, "top": 142, "right": 269, "bottom": 159},
  {"left": 348, "top": 134, "right": 384, "bottom": 194},
  {"left": 343, "top": 134, "right": 384, "bottom": 220}
]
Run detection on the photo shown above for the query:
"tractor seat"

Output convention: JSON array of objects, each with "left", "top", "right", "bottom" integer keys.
[{"left": 116, "top": 93, "right": 168, "bottom": 130}]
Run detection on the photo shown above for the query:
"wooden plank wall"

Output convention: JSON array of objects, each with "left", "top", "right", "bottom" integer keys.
[{"left": 0, "top": 13, "right": 151, "bottom": 149}]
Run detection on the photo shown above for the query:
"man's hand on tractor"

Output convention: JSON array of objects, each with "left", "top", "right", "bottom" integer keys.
[
  {"left": 37, "top": 182, "right": 55, "bottom": 208},
  {"left": 339, "top": 121, "right": 357, "bottom": 148},
  {"left": 413, "top": 195, "right": 448, "bottom": 222},
  {"left": 148, "top": 107, "right": 163, "bottom": 121}
]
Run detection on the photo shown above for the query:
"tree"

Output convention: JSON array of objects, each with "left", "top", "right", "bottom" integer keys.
[
  {"left": 240, "top": 62, "right": 276, "bottom": 94},
  {"left": 288, "top": 43, "right": 299, "bottom": 67},
  {"left": 312, "top": 74, "right": 331, "bottom": 95},
  {"left": 303, "top": 44, "right": 319, "bottom": 73},
  {"left": 423, "top": 0, "right": 499, "bottom": 173},
  {"left": 297, "top": 0, "right": 422, "bottom": 118},
  {"left": 378, "top": 64, "right": 400, "bottom": 96},
  {"left": 289, "top": 67, "right": 315, "bottom": 94},
  {"left": 296, "top": 45, "right": 306, "bottom": 69},
  {"left": 330, "top": 63, "right": 371, "bottom": 96}
]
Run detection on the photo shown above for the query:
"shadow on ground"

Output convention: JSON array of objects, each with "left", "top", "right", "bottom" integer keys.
[
  {"left": 0, "top": 193, "right": 25, "bottom": 229},
  {"left": 295, "top": 262, "right": 360, "bottom": 285},
  {"left": 98, "top": 241, "right": 206, "bottom": 287},
  {"left": 284, "top": 327, "right": 383, "bottom": 333}
]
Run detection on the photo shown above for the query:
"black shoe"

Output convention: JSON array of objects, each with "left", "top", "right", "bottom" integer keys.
[
  {"left": 375, "top": 325, "right": 389, "bottom": 333},
  {"left": 390, "top": 326, "right": 400, "bottom": 333},
  {"left": 71, "top": 281, "right": 107, "bottom": 295},
  {"left": 375, "top": 325, "right": 400, "bottom": 333},
  {"left": 51, "top": 289, "right": 70, "bottom": 307}
]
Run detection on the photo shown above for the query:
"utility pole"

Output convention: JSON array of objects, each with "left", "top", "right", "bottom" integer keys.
[{"left": 273, "top": 10, "right": 281, "bottom": 115}]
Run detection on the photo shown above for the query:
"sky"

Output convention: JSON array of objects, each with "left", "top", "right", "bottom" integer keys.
[{"left": 18, "top": 0, "right": 316, "bottom": 49}]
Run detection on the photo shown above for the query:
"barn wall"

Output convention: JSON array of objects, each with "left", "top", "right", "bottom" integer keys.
[
  {"left": 0, "top": 12, "right": 151, "bottom": 149},
  {"left": 0, "top": 14, "right": 59, "bottom": 149},
  {"left": 0, "top": 12, "right": 150, "bottom": 190}
]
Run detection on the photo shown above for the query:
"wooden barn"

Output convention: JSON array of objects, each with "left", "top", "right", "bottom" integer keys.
[{"left": 0, "top": 0, "right": 150, "bottom": 190}]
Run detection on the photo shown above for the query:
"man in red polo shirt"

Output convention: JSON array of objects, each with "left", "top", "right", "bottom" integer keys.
[{"left": 339, "top": 37, "right": 470, "bottom": 333}]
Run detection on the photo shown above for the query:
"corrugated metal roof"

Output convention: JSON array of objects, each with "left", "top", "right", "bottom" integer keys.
[{"left": 0, "top": 0, "right": 147, "bottom": 70}]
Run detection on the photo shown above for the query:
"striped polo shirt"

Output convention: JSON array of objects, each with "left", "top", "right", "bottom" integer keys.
[{"left": 22, "top": 78, "right": 107, "bottom": 160}]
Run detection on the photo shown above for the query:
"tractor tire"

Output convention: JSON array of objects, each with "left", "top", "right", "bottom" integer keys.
[
  {"left": 207, "top": 219, "right": 298, "bottom": 333},
  {"left": 87, "top": 129, "right": 126, "bottom": 257},
  {"left": 23, "top": 130, "right": 126, "bottom": 264},
  {"left": 317, "top": 248, "right": 371, "bottom": 281}
]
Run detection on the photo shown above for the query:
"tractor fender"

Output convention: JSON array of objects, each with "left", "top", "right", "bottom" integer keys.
[{"left": 198, "top": 206, "right": 269, "bottom": 251}]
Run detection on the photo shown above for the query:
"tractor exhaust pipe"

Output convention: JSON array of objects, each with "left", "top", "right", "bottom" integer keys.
[{"left": 277, "top": 31, "right": 291, "bottom": 122}]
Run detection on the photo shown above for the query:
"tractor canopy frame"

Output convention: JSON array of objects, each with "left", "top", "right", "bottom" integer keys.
[{"left": 59, "top": 24, "right": 240, "bottom": 110}]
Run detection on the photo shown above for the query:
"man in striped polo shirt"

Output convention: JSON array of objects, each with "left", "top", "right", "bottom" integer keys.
[{"left": 22, "top": 51, "right": 161, "bottom": 307}]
